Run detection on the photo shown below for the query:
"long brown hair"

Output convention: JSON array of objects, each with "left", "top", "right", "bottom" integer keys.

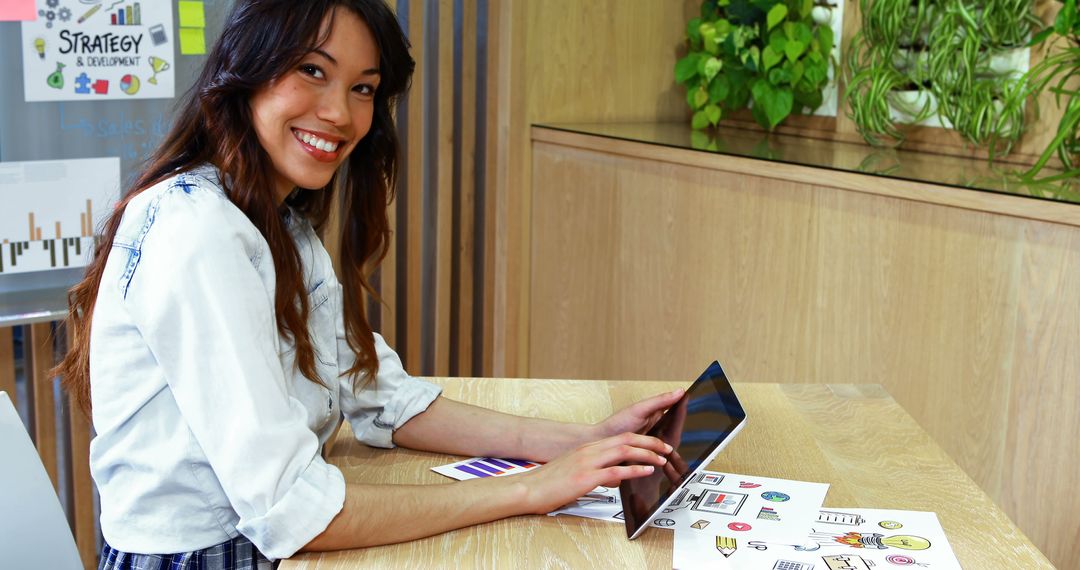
[{"left": 57, "top": 0, "right": 414, "bottom": 413}]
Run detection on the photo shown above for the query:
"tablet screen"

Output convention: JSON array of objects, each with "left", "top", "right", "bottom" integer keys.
[{"left": 619, "top": 361, "right": 746, "bottom": 538}]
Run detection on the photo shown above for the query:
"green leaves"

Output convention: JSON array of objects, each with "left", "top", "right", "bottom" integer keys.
[
  {"left": 816, "top": 25, "right": 834, "bottom": 55},
  {"left": 762, "top": 46, "right": 783, "bottom": 71},
  {"left": 675, "top": 53, "right": 702, "bottom": 84},
  {"left": 692, "top": 110, "right": 711, "bottom": 130},
  {"left": 767, "top": 4, "right": 787, "bottom": 30},
  {"left": 687, "top": 17, "right": 703, "bottom": 47},
  {"left": 751, "top": 79, "right": 793, "bottom": 130},
  {"left": 703, "top": 57, "right": 723, "bottom": 82},
  {"left": 784, "top": 40, "right": 806, "bottom": 62},
  {"left": 705, "top": 104, "right": 723, "bottom": 125},
  {"left": 677, "top": 0, "right": 836, "bottom": 131},
  {"left": 694, "top": 87, "right": 710, "bottom": 109},
  {"left": 709, "top": 74, "right": 731, "bottom": 104},
  {"left": 1055, "top": 0, "right": 1078, "bottom": 36}
]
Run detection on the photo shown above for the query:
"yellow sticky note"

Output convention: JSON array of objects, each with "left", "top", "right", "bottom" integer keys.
[
  {"left": 179, "top": 27, "right": 206, "bottom": 55},
  {"left": 177, "top": 1, "right": 206, "bottom": 28}
]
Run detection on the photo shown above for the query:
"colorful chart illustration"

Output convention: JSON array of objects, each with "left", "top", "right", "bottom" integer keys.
[
  {"left": 21, "top": 0, "right": 175, "bottom": 101},
  {"left": 432, "top": 456, "right": 539, "bottom": 480},
  {"left": 674, "top": 508, "right": 962, "bottom": 570},
  {"left": 0, "top": 158, "right": 120, "bottom": 275}
]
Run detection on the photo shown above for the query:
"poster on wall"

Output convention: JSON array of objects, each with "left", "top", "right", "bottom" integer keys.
[
  {"left": 0, "top": 158, "right": 121, "bottom": 275},
  {"left": 20, "top": 0, "right": 175, "bottom": 102}
]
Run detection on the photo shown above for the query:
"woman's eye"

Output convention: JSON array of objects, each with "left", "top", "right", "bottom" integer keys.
[
  {"left": 353, "top": 84, "right": 376, "bottom": 96},
  {"left": 300, "top": 64, "right": 324, "bottom": 79}
]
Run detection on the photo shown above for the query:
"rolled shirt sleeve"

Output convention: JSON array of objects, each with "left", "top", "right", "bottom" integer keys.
[
  {"left": 123, "top": 188, "right": 344, "bottom": 559},
  {"left": 335, "top": 285, "right": 442, "bottom": 448}
]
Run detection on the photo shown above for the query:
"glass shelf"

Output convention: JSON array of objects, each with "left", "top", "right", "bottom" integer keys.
[
  {"left": 0, "top": 285, "right": 69, "bottom": 327},
  {"left": 536, "top": 122, "right": 1080, "bottom": 206}
]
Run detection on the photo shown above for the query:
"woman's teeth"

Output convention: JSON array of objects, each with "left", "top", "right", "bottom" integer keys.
[{"left": 294, "top": 130, "right": 340, "bottom": 152}]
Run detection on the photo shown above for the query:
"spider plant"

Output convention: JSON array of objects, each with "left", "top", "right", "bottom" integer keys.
[
  {"left": 845, "top": 0, "right": 933, "bottom": 145},
  {"left": 1012, "top": 0, "right": 1080, "bottom": 182},
  {"left": 982, "top": 0, "right": 1044, "bottom": 49},
  {"left": 846, "top": 0, "right": 1037, "bottom": 155},
  {"left": 927, "top": 1, "right": 1031, "bottom": 156},
  {"left": 846, "top": 36, "right": 926, "bottom": 145}
]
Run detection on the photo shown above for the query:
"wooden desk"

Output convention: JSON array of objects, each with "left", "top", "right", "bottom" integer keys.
[{"left": 283, "top": 378, "right": 1051, "bottom": 569}]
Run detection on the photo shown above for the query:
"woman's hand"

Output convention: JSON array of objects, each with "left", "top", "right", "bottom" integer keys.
[
  {"left": 519, "top": 432, "right": 672, "bottom": 515},
  {"left": 590, "top": 389, "right": 685, "bottom": 441}
]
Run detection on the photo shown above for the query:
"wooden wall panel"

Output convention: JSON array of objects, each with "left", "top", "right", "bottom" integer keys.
[
  {"left": 380, "top": 0, "right": 486, "bottom": 377},
  {"left": 528, "top": 135, "right": 1079, "bottom": 568},
  {"left": 28, "top": 322, "right": 58, "bottom": 491},
  {"left": 0, "top": 327, "right": 14, "bottom": 405},
  {"left": 433, "top": 0, "right": 454, "bottom": 376},
  {"left": 403, "top": 2, "right": 425, "bottom": 374},
  {"left": 455, "top": 0, "right": 478, "bottom": 375},
  {"left": 1004, "top": 222, "right": 1080, "bottom": 568},
  {"left": 486, "top": 0, "right": 697, "bottom": 376}
]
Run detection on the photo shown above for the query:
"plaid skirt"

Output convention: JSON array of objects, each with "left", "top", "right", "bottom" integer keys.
[{"left": 98, "top": 535, "right": 278, "bottom": 570}]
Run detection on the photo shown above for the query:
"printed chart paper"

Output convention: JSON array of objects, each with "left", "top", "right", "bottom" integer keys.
[
  {"left": 431, "top": 456, "right": 540, "bottom": 480},
  {"left": 674, "top": 508, "right": 961, "bottom": 570},
  {"left": 0, "top": 158, "right": 120, "bottom": 275},
  {"left": 550, "top": 469, "right": 829, "bottom": 546},
  {"left": 22, "top": 0, "right": 175, "bottom": 101}
]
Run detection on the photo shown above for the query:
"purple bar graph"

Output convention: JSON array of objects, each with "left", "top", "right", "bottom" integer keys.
[
  {"left": 505, "top": 458, "right": 538, "bottom": 468},
  {"left": 454, "top": 465, "right": 489, "bottom": 478},
  {"left": 484, "top": 458, "right": 515, "bottom": 470},
  {"left": 469, "top": 461, "right": 504, "bottom": 475}
]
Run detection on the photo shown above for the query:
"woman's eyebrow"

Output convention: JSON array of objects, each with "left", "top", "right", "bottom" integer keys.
[
  {"left": 312, "top": 48, "right": 338, "bottom": 65},
  {"left": 312, "top": 48, "right": 380, "bottom": 76}
]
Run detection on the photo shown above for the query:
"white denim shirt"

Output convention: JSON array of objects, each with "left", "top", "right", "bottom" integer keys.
[{"left": 88, "top": 165, "right": 441, "bottom": 560}]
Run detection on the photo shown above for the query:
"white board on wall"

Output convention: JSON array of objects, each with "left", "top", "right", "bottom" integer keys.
[
  {"left": 21, "top": 0, "right": 175, "bottom": 102},
  {"left": 0, "top": 157, "right": 120, "bottom": 275}
]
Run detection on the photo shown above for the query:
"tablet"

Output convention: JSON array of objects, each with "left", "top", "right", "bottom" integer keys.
[{"left": 620, "top": 361, "right": 747, "bottom": 539}]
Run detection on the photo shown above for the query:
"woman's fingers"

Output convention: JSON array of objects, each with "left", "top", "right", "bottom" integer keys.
[
  {"left": 594, "top": 442, "right": 668, "bottom": 470},
  {"left": 662, "top": 457, "right": 682, "bottom": 484},
  {"left": 598, "top": 464, "right": 656, "bottom": 484},
  {"left": 595, "top": 431, "right": 672, "bottom": 455},
  {"left": 625, "top": 389, "right": 684, "bottom": 424}
]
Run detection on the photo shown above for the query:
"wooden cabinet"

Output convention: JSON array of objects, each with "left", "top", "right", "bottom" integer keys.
[{"left": 528, "top": 124, "right": 1080, "bottom": 569}]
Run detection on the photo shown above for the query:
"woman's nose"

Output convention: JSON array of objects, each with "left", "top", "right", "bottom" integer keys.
[{"left": 317, "top": 89, "right": 351, "bottom": 128}]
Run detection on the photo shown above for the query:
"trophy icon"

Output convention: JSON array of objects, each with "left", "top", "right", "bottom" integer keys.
[
  {"left": 147, "top": 56, "right": 170, "bottom": 85},
  {"left": 47, "top": 62, "right": 65, "bottom": 89}
]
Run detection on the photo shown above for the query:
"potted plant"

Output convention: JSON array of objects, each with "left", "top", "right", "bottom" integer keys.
[
  {"left": 1012, "top": 0, "right": 1080, "bottom": 182},
  {"left": 845, "top": 0, "right": 1037, "bottom": 154},
  {"left": 675, "top": 0, "right": 836, "bottom": 131}
]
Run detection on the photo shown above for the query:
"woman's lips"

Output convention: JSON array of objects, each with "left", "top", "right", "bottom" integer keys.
[{"left": 292, "top": 128, "right": 343, "bottom": 163}]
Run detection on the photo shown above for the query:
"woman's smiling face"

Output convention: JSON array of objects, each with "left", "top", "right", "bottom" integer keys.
[{"left": 250, "top": 7, "right": 381, "bottom": 204}]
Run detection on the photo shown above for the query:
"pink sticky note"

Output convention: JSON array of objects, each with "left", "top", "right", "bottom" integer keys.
[{"left": 0, "top": 0, "right": 37, "bottom": 22}]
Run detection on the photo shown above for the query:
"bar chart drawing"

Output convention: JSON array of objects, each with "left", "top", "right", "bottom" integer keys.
[
  {"left": 0, "top": 158, "right": 120, "bottom": 275},
  {"left": 431, "top": 457, "right": 541, "bottom": 481}
]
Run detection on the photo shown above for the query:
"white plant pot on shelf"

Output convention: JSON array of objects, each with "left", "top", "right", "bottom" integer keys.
[
  {"left": 892, "top": 49, "right": 932, "bottom": 82},
  {"left": 887, "top": 89, "right": 952, "bottom": 129},
  {"left": 981, "top": 47, "right": 1031, "bottom": 78}
]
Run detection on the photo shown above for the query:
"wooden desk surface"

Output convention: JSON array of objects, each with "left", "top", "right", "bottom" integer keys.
[{"left": 283, "top": 379, "right": 1051, "bottom": 569}]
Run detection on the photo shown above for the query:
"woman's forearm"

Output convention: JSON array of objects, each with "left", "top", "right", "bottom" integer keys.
[
  {"left": 391, "top": 396, "right": 598, "bottom": 462},
  {"left": 301, "top": 477, "right": 531, "bottom": 551}
]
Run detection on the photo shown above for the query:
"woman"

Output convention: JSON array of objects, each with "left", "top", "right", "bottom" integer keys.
[{"left": 56, "top": 0, "right": 680, "bottom": 567}]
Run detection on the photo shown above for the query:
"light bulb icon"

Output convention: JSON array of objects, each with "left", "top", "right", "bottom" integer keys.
[
  {"left": 880, "top": 535, "right": 931, "bottom": 551},
  {"left": 34, "top": 37, "right": 46, "bottom": 59}
]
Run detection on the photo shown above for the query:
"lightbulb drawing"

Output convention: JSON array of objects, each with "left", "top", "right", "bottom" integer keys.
[
  {"left": 808, "top": 531, "right": 931, "bottom": 551},
  {"left": 34, "top": 38, "right": 46, "bottom": 59},
  {"left": 147, "top": 56, "right": 170, "bottom": 85}
]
